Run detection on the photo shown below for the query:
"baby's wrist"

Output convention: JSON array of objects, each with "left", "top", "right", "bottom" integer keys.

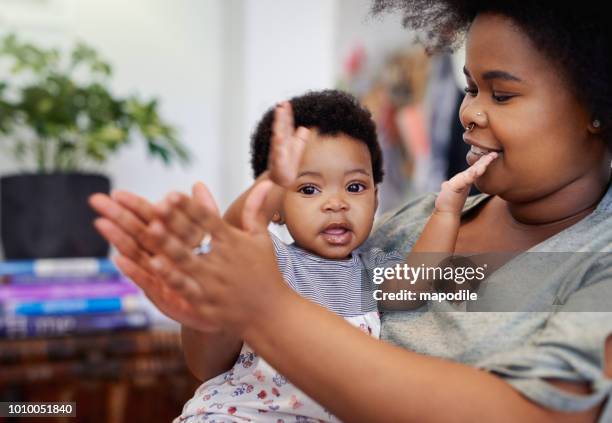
[{"left": 432, "top": 207, "right": 462, "bottom": 219}]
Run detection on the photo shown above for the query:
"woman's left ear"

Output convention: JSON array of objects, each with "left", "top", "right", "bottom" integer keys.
[{"left": 588, "top": 118, "right": 602, "bottom": 134}]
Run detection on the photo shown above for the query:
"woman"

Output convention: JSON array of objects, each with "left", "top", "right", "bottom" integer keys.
[{"left": 91, "top": 1, "right": 612, "bottom": 421}]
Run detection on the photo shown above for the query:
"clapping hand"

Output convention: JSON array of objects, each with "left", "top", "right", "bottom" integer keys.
[{"left": 90, "top": 180, "right": 285, "bottom": 335}]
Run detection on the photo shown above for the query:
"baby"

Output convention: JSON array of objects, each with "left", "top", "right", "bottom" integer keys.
[{"left": 168, "top": 89, "right": 496, "bottom": 422}]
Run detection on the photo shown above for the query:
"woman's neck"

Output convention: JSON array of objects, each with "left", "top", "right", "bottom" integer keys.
[{"left": 504, "top": 163, "right": 611, "bottom": 228}]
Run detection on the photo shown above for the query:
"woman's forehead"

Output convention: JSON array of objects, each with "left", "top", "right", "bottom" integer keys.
[{"left": 464, "top": 13, "right": 552, "bottom": 83}]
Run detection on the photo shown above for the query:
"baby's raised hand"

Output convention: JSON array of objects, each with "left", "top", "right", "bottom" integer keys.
[
  {"left": 435, "top": 152, "right": 498, "bottom": 214},
  {"left": 268, "top": 101, "right": 310, "bottom": 187}
]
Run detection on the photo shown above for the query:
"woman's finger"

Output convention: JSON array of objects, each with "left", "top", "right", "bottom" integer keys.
[
  {"left": 94, "top": 218, "right": 151, "bottom": 266},
  {"left": 111, "top": 190, "right": 158, "bottom": 224},
  {"left": 112, "top": 253, "right": 157, "bottom": 292},
  {"left": 145, "top": 220, "right": 205, "bottom": 278},
  {"left": 115, "top": 254, "right": 205, "bottom": 328},
  {"left": 154, "top": 199, "right": 204, "bottom": 248},
  {"left": 149, "top": 254, "right": 203, "bottom": 299},
  {"left": 89, "top": 193, "right": 148, "bottom": 240},
  {"left": 166, "top": 191, "right": 224, "bottom": 237}
]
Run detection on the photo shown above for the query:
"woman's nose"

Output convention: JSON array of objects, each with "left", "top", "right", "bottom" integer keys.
[{"left": 459, "top": 99, "right": 488, "bottom": 130}]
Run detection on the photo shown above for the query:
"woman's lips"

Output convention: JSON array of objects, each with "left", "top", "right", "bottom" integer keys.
[
  {"left": 465, "top": 144, "right": 503, "bottom": 166},
  {"left": 321, "top": 226, "right": 352, "bottom": 245}
]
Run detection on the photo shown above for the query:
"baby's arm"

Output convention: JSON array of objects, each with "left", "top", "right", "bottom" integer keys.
[
  {"left": 380, "top": 153, "right": 497, "bottom": 309},
  {"left": 223, "top": 102, "right": 309, "bottom": 228},
  {"left": 413, "top": 152, "right": 497, "bottom": 252}
]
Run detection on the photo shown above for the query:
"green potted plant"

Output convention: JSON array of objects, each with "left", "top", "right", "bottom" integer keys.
[{"left": 0, "top": 34, "right": 190, "bottom": 259}]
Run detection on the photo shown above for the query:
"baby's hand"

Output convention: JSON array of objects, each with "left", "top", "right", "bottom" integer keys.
[
  {"left": 435, "top": 152, "right": 498, "bottom": 214},
  {"left": 268, "top": 101, "right": 310, "bottom": 188}
]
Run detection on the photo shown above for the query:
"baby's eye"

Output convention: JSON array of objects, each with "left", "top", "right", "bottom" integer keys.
[
  {"left": 298, "top": 185, "right": 320, "bottom": 195},
  {"left": 347, "top": 183, "right": 366, "bottom": 193}
]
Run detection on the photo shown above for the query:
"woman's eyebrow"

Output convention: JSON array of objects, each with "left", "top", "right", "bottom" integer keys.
[{"left": 463, "top": 66, "right": 523, "bottom": 82}]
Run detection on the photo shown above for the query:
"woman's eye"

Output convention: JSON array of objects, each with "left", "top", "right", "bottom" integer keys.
[
  {"left": 347, "top": 183, "right": 366, "bottom": 193},
  {"left": 298, "top": 185, "right": 319, "bottom": 195},
  {"left": 463, "top": 86, "right": 477, "bottom": 97},
  {"left": 492, "top": 93, "right": 513, "bottom": 103}
]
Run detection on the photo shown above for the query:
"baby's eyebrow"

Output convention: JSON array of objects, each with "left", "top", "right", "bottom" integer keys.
[
  {"left": 297, "top": 170, "right": 322, "bottom": 178},
  {"left": 345, "top": 169, "right": 370, "bottom": 176}
]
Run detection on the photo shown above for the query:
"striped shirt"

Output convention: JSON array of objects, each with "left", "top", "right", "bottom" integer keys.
[{"left": 270, "top": 233, "right": 377, "bottom": 318}]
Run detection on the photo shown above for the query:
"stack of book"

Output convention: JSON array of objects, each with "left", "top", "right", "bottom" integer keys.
[{"left": 0, "top": 257, "right": 155, "bottom": 339}]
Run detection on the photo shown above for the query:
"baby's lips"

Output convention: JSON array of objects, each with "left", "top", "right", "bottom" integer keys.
[{"left": 322, "top": 222, "right": 352, "bottom": 233}]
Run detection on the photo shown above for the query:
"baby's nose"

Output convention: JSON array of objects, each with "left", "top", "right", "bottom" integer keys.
[{"left": 322, "top": 196, "right": 349, "bottom": 212}]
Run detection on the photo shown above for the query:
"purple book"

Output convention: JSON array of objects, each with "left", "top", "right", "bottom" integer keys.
[{"left": 0, "top": 277, "right": 139, "bottom": 301}]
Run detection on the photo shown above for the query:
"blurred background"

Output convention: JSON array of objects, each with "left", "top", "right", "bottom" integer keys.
[{"left": 0, "top": 0, "right": 468, "bottom": 421}]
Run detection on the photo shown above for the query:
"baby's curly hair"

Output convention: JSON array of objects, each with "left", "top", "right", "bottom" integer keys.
[
  {"left": 250, "top": 89, "right": 383, "bottom": 184},
  {"left": 371, "top": 0, "right": 612, "bottom": 146}
]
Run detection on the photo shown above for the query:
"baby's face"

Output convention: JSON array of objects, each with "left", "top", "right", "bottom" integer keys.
[{"left": 281, "top": 131, "right": 377, "bottom": 259}]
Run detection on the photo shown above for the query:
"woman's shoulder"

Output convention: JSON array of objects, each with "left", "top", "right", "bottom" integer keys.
[{"left": 364, "top": 192, "right": 489, "bottom": 255}]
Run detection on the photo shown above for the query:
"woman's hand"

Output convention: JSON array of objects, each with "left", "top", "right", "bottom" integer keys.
[
  {"left": 92, "top": 180, "right": 290, "bottom": 336},
  {"left": 89, "top": 185, "right": 225, "bottom": 332},
  {"left": 268, "top": 101, "right": 310, "bottom": 188},
  {"left": 139, "top": 180, "right": 290, "bottom": 336}
]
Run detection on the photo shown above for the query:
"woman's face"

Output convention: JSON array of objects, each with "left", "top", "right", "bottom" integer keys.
[{"left": 460, "top": 13, "right": 606, "bottom": 202}]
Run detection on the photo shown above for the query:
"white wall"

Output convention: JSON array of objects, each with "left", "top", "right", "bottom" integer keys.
[
  {"left": 0, "top": 0, "right": 224, "bottom": 204},
  {"left": 220, "top": 0, "right": 338, "bottom": 208},
  {"left": 73, "top": 0, "right": 224, "bottom": 202},
  {"left": 0, "top": 0, "right": 415, "bottom": 211}
]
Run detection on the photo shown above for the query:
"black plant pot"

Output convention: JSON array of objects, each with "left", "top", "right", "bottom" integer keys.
[{"left": 1, "top": 173, "right": 111, "bottom": 259}]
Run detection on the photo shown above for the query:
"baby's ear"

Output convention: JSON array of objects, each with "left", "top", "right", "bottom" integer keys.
[
  {"left": 272, "top": 211, "right": 285, "bottom": 225},
  {"left": 374, "top": 187, "right": 379, "bottom": 212}
]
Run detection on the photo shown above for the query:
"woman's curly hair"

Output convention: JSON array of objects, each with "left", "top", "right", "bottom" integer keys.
[
  {"left": 250, "top": 89, "right": 383, "bottom": 184},
  {"left": 372, "top": 0, "right": 612, "bottom": 145}
]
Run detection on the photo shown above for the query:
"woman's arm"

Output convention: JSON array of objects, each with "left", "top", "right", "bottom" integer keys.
[
  {"left": 242, "top": 288, "right": 605, "bottom": 423},
  {"left": 139, "top": 190, "right": 607, "bottom": 423}
]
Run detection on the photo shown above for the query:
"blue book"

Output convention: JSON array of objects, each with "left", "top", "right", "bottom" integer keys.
[
  {"left": 6, "top": 295, "right": 142, "bottom": 316},
  {"left": 0, "top": 311, "right": 150, "bottom": 338},
  {"left": 0, "top": 257, "right": 118, "bottom": 277}
]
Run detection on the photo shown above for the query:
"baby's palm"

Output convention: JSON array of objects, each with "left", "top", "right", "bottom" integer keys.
[{"left": 269, "top": 102, "right": 310, "bottom": 187}]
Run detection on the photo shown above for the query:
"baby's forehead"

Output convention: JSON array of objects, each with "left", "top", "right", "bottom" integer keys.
[{"left": 299, "top": 134, "right": 374, "bottom": 176}]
